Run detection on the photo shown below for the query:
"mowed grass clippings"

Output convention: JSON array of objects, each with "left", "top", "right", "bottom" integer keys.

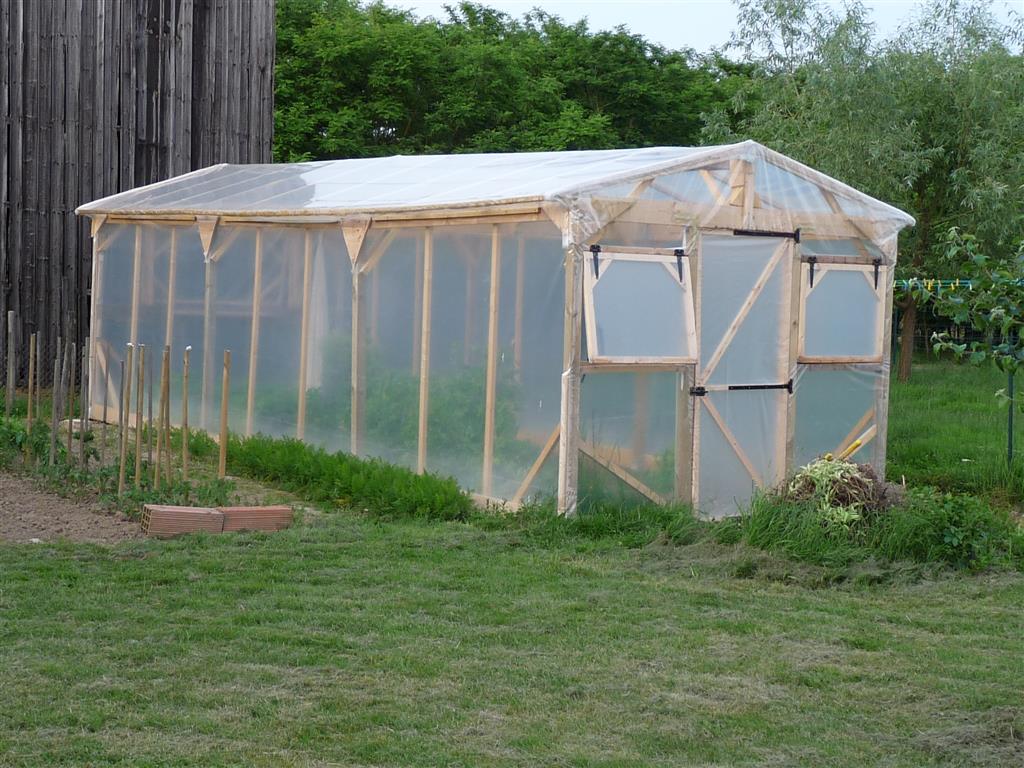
[{"left": 1, "top": 516, "right": 1023, "bottom": 767}]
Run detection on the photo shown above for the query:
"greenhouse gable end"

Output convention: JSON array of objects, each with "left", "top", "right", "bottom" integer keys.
[{"left": 77, "top": 141, "right": 914, "bottom": 517}]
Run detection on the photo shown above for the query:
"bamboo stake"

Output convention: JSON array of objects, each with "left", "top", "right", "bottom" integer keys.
[
  {"left": 80, "top": 341, "right": 89, "bottom": 469},
  {"left": 154, "top": 346, "right": 169, "bottom": 487},
  {"left": 482, "top": 225, "right": 501, "bottom": 495},
  {"left": 218, "top": 349, "right": 231, "bottom": 478},
  {"left": 134, "top": 345, "right": 145, "bottom": 488},
  {"left": 67, "top": 343, "right": 76, "bottom": 463},
  {"left": 416, "top": 230, "right": 434, "bottom": 474},
  {"left": 182, "top": 346, "right": 191, "bottom": 483},
  {"left": 4, "top": 310, "right": 14, "bottom": 417}
]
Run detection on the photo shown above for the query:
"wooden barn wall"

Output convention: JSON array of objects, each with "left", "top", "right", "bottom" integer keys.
[{"left": 0, "top": 0, "right": 275, "bottom": 386}]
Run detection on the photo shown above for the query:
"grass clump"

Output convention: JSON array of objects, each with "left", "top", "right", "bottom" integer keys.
[
  {"left": 743, "top": 457, "right": 1023, "bottom": 571},
  {"left": 228, "top": 433, "right": 474, "bottom": 521}
]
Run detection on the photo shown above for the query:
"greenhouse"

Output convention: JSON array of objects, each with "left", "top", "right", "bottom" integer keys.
[{"left": 77, "top": 141, "right": 915, "bottom": 517}]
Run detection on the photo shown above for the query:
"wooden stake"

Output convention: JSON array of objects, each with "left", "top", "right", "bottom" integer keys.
[
  {"left": 155, "top": 346, "right": 169, "bottom": 487},
  {"left": 245, "top": 229, "right": 263, "bottom": 436},
  {"left": 416, "top": 229, "right": 434, "bottom": 474},
  {"left": 165, "top": 227, "right": 178, "bottom": 348},
  {"left": 218, "top": 349, "right": 231, "bottom": 478},
  {"left": 118, "top": 352, "right": 130, "bottom": 489},
  {"left": 201, "top": 259, "right": 215, "bottom": 429},
  {"left": 297, "top": 232, "right": 312, "bottom": 439},
  {"left": 80, "top": 341, "right": 89, "bottom": 469},
  {"left": 67, "top": 343, "right": 76, "bottom": 463},
  {"left": 482, "top": 225, "right": 501, "bottom": 495},
  {"left": 134, "top": 345, "right": 145, "bottom": 488},
  {"left": 182, "top": 346, "right": 191, "bottom": 483},
  {"left": 48, "top": 344, "right": 62, "bottom": 466},
  {"left": 101, "top": 359, "right": 109, "bottom": 465},
  {"left": 163, "top": 350, "right": 172, "bottom": 482},
  {"left": 4, "top": 310, "right": 14, "bottom": 417}
]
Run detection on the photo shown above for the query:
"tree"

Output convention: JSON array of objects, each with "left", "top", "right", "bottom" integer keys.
[
  {"left": 273, "top": 0, "right": 747, "bottom": 160},
  {"left": 705, "top": 0, "right": 1024, "bottom": 380}
]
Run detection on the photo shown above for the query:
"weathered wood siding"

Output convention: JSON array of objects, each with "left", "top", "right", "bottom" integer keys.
[{"left": 0, "top": 0, "right": 275, "bottom": 384}]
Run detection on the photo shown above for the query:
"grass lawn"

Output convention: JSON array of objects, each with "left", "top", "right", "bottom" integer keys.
[{"left": 1, "top": 358, "right": 1023, "bottom": 766}]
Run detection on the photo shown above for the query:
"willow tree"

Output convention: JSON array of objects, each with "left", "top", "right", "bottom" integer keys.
[{"left": 705, "top": 0, "right": 1024, "bottom": 380}]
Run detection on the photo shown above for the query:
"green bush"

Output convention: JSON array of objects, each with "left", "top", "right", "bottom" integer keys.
[
  {"left": 742, "top": 485, "right": 1023, "bottom": 572},
  {"left": 228, "top": 433, "right": 474, "bottom": 521},
  {"left": 870, "top": 487, "right": 1023, "bottom": 570},
  {"left": 0, "top": 417, "right": 54, "bottom": 467}
]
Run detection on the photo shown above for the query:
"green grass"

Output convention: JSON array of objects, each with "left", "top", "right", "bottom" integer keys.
[
  {"left": 888, "top": 357, "right": 1024, "bottom": 504},
  {"left": 1, "top": 359, "right": 1023, "bottom": 765},
  {"left": 1, "top": 515, "right": 1023, "bottom": 767}
]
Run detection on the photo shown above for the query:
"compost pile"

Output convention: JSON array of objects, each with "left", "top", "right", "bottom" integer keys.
[{"left": 784, "top": 457, "right": 902, "bottom": 534}]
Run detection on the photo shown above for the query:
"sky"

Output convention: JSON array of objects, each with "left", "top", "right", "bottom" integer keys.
[{"left": 379, "top": 0, "right": 1022, "bottom": 52}]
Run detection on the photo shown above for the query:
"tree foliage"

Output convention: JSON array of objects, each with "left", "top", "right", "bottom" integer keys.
[{"left": 274, "top": 0, "right": 750, "bottom": 160}]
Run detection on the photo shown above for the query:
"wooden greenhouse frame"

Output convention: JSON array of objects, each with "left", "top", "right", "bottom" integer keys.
[{"left": 78, "top": 142, "right": 915, "bottom": 517}]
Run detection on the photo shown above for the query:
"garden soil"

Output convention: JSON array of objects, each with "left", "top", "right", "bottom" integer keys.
[{"left": 0, "top": 471, "right": 141, "bottom": 544}]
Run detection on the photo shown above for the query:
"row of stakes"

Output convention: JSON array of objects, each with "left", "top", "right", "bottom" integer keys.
[{"left": 5, "top": 311, "right": 233, "bottom": 496}]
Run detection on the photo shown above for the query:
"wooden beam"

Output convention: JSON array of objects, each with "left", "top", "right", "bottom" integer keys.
[
  {"left": 245, "top": 229, "right": 263, "bottom": 436},
  {"left": 482, "top": 225, "right": 501, "bottom": 495},
  {"left": 218, "top": 349, "right": 231, "bottom": 478},
  {"left": 579, "top": 439, "right": 667, "bottom": 506},
  {"left": 784, "top": 242, "right": 803, "bottom": 475},
  {"left": 196, "top": 215, "right": 219, "bottom": 259},
  {"left": 350, "top": 265, "right": 365, "bottom": 455},
  {"left": 358, "top": 230, "right": 397, "bottom": 275},
  {"left": 631, "top": 371, "right": 649, "bottom": 463},
  {"left": 835, "top": 407, "right": 876, "bottom": 458},
  {"left": 674, "top": 368, "right": 693, "bottom": 503},
  {"left": 511, "top": 425, "right": 560, "bottom": 505},
  {"left": 129, "top": 225, "right": 142, "bottom": 344},
  {"left": 164, "top": 227, "right": 178, "bottom": 353},
  {"left": 297, "top": 231, "right": 313, "bottom": 439},
  {"left": 416, "top": 229, "right": 434, "bottom": 474},
  {"left": 556, "top": 245, "right": 583, "bottom": 516},
  {"left": 463, "top": 254, "right": 476, "bottom": 365}
]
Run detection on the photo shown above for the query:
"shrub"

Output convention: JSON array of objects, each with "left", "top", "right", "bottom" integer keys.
[{"left": 228, "top": 433, "right": 474, "bottom": 521}]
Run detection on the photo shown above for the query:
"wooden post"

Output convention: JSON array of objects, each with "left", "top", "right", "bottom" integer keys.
[
  {"left": 297, "top": 232, "right": 313, "bottom": 439},
  {"left": 134, "top": 345, "right": 145, "bottom": 488},
  {"left": 80, "top": 341, "right": 89, "bottom": 469},
  {"left": 513, "top": 237, "right": 525, "bottom": 371},
  {"left": 245, "top": 229, "right": 263, "bottom": 436},
  {"left": 4, "top": 310, "right": 14, "bottom": 417},
  {"left": 674, "top": 368, "right": 693, "bottom": 503},
  {"left": 67, "top": 343, "right": 77, "bottom": 463},
  {"left": 218, "top": 349, "right": 231, "bottom": 478},
  {"left": 48, "top": 343, "right": 62, "bottom": 466},
  {"left": 182, "top": 346, "right": 191, "bottom": 483},
  {"left": 416, "top": 229, "right": 434, "bottom": 474},
  {"left": 556, "top": 243, "right": 583, "bottom": 517},
  {"left": 129, "top": 226, "right": 143, "bottom": 345},
  {"left": 165, "top": 227, "right": 178, "bottom": 348},
  {"left": 369, "top": 268, "right": 380, "bottom": 346},
  {"left": 147, "top": 354, "right": 154, "bottom": 466},
  {"left": 101, "top": 358, "right": 109, "bottom": 465},
  {"left": 155, "top": 346, "right": 169, "bottom": 487},
  {"left": 350, "top": 266, "right": 364, "bottom": 455},
  {"left": 482, "top": 225, "right": 501, "bottom": 495}
]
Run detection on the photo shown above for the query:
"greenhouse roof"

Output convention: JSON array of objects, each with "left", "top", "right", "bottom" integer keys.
[{"left": 76, "top": 140, "right": 913, "bottom": 228}]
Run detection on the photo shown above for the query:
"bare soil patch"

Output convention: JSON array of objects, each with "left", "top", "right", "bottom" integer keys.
[{"left": 0, "top": 471, "right": 142, "bottom": 544}]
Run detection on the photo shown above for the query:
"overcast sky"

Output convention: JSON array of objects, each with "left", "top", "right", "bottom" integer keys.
[{"left": 379, "top": 0, "right": 1021, "bottom": 52}]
